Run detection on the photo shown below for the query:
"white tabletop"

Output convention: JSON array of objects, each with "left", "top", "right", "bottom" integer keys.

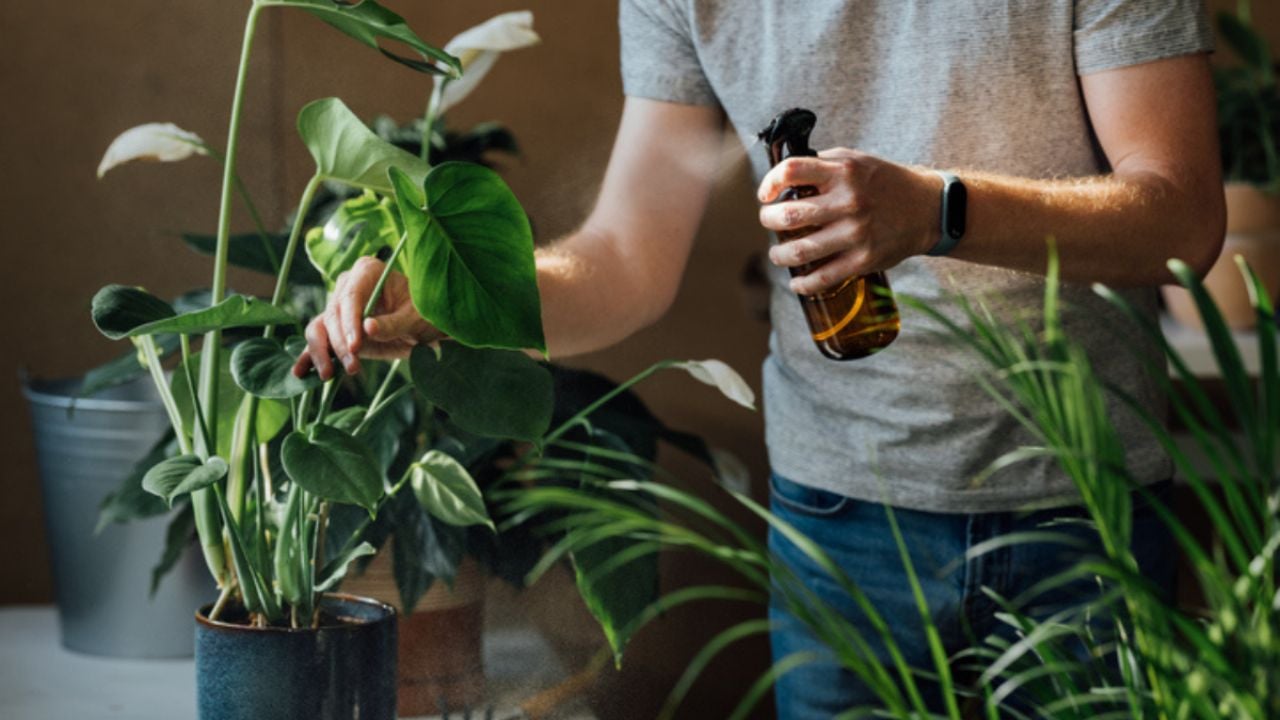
[{"left": 0, "top": 606, "right": 594, "bottom": 720}]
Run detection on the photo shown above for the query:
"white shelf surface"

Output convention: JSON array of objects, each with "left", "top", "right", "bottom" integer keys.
[{"left": 0, "top": 606, "right": 593, "bottom": 720}]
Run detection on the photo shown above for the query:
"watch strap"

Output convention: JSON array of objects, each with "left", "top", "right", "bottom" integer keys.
[{"left": 927, "top": 171, "right": 966, "bottom": 257}]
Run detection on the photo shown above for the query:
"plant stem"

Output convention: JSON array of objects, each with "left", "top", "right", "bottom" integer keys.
[
  {"left": 209, "top": 581, "right": 235, "bottom": 622},
  {"left": 139, "top": 336, "right": 192, "bottom": 456},
  {"left": 421, "top": 81, "right": 447, "bottom": 161},
  {"left": 178, "top": 335, "right": 214, "bottom": 456},
  {"left": 313, "top": 380, "right": 338, "bottom": 428},
  {"left": 310, "top": 501, "right": 331, "bottom": 629},
  {"left": 268, "top": 174, "right": 323, "bottom": 313},
  {"left": 542, "top": 360, "right": 676, "bottom": 449},
  {"left": 354, "top": 383, "right": 412, "bottom": 438},
  {"left": 362, "top": 232, "right": 409, "bottom": 319},
  {"left": 199, "top": 5, "right": 262, "bottom": 457},
  {"left": 367, "top": 360, "right": 402, "bottom": 413}
]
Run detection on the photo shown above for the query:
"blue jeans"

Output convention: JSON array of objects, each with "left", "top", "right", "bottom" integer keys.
[{"left": 767, "top": 472, "right": 1176, "bottom": 719}]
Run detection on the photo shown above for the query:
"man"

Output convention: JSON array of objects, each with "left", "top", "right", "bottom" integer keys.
[{"left": 297, "top": 0, "right": 1223, "bottom": 715}]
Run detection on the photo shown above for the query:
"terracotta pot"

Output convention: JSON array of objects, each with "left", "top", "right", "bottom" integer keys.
[
  {"left": 1164, "top": 183, "right": 1280, "bottom": 329},
  {"left": 341, "top": 547, "right": 486, "bottom": 716},
  {"left": 194, "top": 594, "right": 397, "bottom": 720}
]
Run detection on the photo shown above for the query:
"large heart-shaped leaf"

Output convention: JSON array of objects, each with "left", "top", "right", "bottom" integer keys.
[
  {"left": 92, "top": 285, "right": 295, "bottom": 340},
  {"left": 389, "top": 491, "right": 464, "bottom": 611},
  {"left": 391, "top": 164, "right": 544, "bottom": 352},
  {"left": 304, "top": 191, "right": 404, "bottom": 286},
  {"left": 256, "top": 0, "right": 460, "bottom": 77},
  {"left": 184, "top": 232, "right": 324, "bottom": 286},
  {"left": 410, "top": 344, "right": 552, "bottom": 442},
  {"left": 282, "top": 425, "right": 383, "bottom": 513},
  {"left": 409, "top": 450, "right": 493, "bottom": 530},
  {"left": 231, "top": 337, "right": 336, "bottom": 399},
  {"left": 298, "top": 98, "right": 431, "bottom": 195},
  {"left": 142, "top": 455, "right": 229, "bottom": 506},
  {"left": 173, "top": 351, "right": 291, "bottom": 457}
]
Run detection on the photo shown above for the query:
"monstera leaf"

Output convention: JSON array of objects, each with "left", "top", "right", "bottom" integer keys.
[
  {"left": 304, "top": 191, "right": 404, "bottom": 286},
  {"left": 255, "top": 0, "right": 461, "bottom": 77},
  {"left": 389, "top": 164, "right": 543, "bottom": 352},
  {"left": 298, "top": 98, "right": 431, "bottom": 195}
]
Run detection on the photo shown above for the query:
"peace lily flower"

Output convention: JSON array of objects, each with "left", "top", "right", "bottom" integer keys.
[
  {"left": 676, "top": 359, "right": 757, "bottom": 411},
  {"left": 432, "top": 11, "right": 540, "bottom": 117},
  {"left": 97, "top": 122, "right": 208, "bottom": 178},
  {"left": 710, "top": 447, "right": 751, "bottom": 494}
]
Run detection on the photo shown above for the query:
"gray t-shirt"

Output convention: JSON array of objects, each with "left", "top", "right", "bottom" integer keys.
[{"left": 620, "top": 0, "right": 1213, "bottom": 513}]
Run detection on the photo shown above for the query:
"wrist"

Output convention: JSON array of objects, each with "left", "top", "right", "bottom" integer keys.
[{"left": 913, "top": 168, "right": 946, "bottom": 256}]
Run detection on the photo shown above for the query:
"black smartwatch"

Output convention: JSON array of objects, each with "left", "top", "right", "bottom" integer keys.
[{"left": 927, "top": 171, "right": 966, "bottom": 257}]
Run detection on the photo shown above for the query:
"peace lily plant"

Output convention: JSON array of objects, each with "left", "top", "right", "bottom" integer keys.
[{"left": 93, "top": 2, "right": 753, "bottom": 672}]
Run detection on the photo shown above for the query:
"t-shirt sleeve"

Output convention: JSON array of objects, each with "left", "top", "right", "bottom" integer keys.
[
  {"left": 618, "top": 0, "right": 718, "bottom": 106},
  {"left": 1074, "top": 0, "right": 1214, "bottom": 75}
]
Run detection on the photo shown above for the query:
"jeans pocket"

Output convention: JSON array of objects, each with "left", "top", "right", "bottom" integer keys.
[{"left": 769, "top": 472, "right": 851, "bottom": 517}]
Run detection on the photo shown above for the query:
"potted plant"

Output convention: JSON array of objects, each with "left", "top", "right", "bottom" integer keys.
[
  {"left": 511, "top": 252, "right": 1280, "bottom": 718},
  {"left": 93, "top": 5, "right": 749, "bottom": 718},
  {"left": 89, "top": 1, "right": 552, "bottom": 717},
  {"left": 1166, "top": 0, "right": 1280, "bottom": 328}
]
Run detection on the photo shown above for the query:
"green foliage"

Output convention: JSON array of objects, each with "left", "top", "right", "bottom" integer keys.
[
  {"left": 255, "top": 0, "right": 461, "bottom": 78},
  {"left": 297, "top": 97, "right": 431, "bottom": 195},
  {"left": 92, "top": 286, "right": 295, "bottom": 340},
  {"left": 304, "top": 191, "right": 403, "bottom": 287},
  {"left": 282, "top": 426, "right": 384, "bottom": 514},
  {"left": 1215, "top": 9, "right": 1280, "bottom": 190},
  {"left": 391, "top": 164, "right": 544, "bottom": 351},
  {"left": 183, "top": 232, "right": 324, "bottom": 286},
  {"left": 409, "top": 344, "right": 553, "bottom": 442},
  {"left": 172, "top": 351, "right": 290, "bottom": 458},
  {"left": 230, "top": 337, "right": 332, "bottom": 399},
  {"left": 409, "top": 450, "right": 494, "bottom": 530},
  {"left": 143, "top": 455, "right": 229, "bottom": 507}
]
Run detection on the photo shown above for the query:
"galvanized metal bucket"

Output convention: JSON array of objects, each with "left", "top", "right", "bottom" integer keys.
[{"left": 23, "top": 375, "right": 215, "bottom": 658}]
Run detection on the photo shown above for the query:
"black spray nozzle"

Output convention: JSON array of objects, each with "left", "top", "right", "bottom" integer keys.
[{"left": 758, "top": 108, "right": 818, "bottom": 163}]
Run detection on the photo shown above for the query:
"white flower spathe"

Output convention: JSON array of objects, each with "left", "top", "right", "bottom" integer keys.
[
  {"left": 433, "top": 11, "right": 540, "bottom": 116},
  {"left": 676, "top": 359, "right": 756, "bottom": 411},
  {"left": 97, "top": 123, "right": 208, "bottom": 179},
  {"left": 710, "top": 447, "right": 751, "bottom": 494}
]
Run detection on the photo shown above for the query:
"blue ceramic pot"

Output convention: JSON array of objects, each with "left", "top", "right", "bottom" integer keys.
[{"left": 195, "top": 594, "right": 397, "bottom": 720}]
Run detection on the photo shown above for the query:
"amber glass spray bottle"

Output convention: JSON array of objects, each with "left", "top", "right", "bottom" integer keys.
[{"left": 758, "top": 108, "right": 900, "bottom": 360}]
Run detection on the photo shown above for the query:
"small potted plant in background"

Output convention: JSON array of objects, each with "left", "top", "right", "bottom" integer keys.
[{"left": 1166, "top": 0, "right": 1280, "bottom": 328}]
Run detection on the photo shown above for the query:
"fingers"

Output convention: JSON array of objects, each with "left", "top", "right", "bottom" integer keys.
[
  {"left": 758, "top": 197, "right": 849, "bottom": 234},
  {"left": 365, "top": 302, "right": 433, "bottom": 343},
  {"left": 295, "top": 318, "right": 334, "bottom": 380},
  {"left": 767, "top": 219, "right": 862, "bottom": 270},
  {"left": 788, "top": 250, "right": 869, "bottom": 296},
  {"left": 757, "top": 156, "right": 850, "bottom": 203}
]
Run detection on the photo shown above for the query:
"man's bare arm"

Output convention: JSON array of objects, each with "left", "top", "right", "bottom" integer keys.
[
  {"left": 759, "top": 54, "right": 1226, "bottom": 293},
  {"left": 295, "top": 98, "right": 724, "bottom": 377}
]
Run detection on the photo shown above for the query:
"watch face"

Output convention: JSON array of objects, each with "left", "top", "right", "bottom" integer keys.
[{"left": 945, "top": 181, "right": 967, "bottom": 240}]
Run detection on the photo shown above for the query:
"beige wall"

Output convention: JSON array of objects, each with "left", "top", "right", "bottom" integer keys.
[{"left": 2, "top": 0, "right": 1277, "bottom": 715}]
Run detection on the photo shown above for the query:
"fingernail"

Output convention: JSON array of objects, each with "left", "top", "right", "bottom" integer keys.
[{"left": 347, "top": 330, "right": 358, "bottom": 346}]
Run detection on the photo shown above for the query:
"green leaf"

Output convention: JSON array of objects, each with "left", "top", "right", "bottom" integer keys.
[
  {"left": 142, "top": 455, "right": 229, "bottom": 506},
  {"left": 150, "top": 505, "right": 196, "bottom": 597},
  {"left": 174, "top": 350, "right": 291, "bottom": 457},
  {"left": 231, "top": 337, "right": 334, "bottom": 399},
  {"left": 183, "top": 232, "right": 324, "bottom": 286},
  {"left": 297, "top": 98, "right": 431, "bottom": 195},
  {"left": 388, "top": 490, "right": 465, "bottom": 611},
  {"left": 409, "top": 450, "right": 494, "bottom": 530},
  {"left": 79, "top": 335, "right": 181, "bottom": 400},
  {"left": 1218, "top": 11, "right": 1272, "bottom": 73},
  {"left": 256, "top": 0, "right": 460, "bottom": 77},
  {"left": 97, "top": 433, "right": 174, "bottom": 532},
  {"left": 571, "top": 532, "right": 659, "bottom": 662},
  {"left": 91, "top": 285, "right": 175, "bottom": 339},
  {"left": 410, "top": 344, "right": 552, "bottom": 442},
  {"left": 92, "top": 285, "right": 295, "bottom": 340},
  {"left": 281, "top": 426, "right": 383, "bottom": 513},
  {"left": 316, "top": 541, "right": 376, "bottom": 592},
  {"left": 304, "top": 191, "right": 403, "bottom": 286},
  {"left": 392, "top": 163, "right": 544, "bottom": 352}
]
